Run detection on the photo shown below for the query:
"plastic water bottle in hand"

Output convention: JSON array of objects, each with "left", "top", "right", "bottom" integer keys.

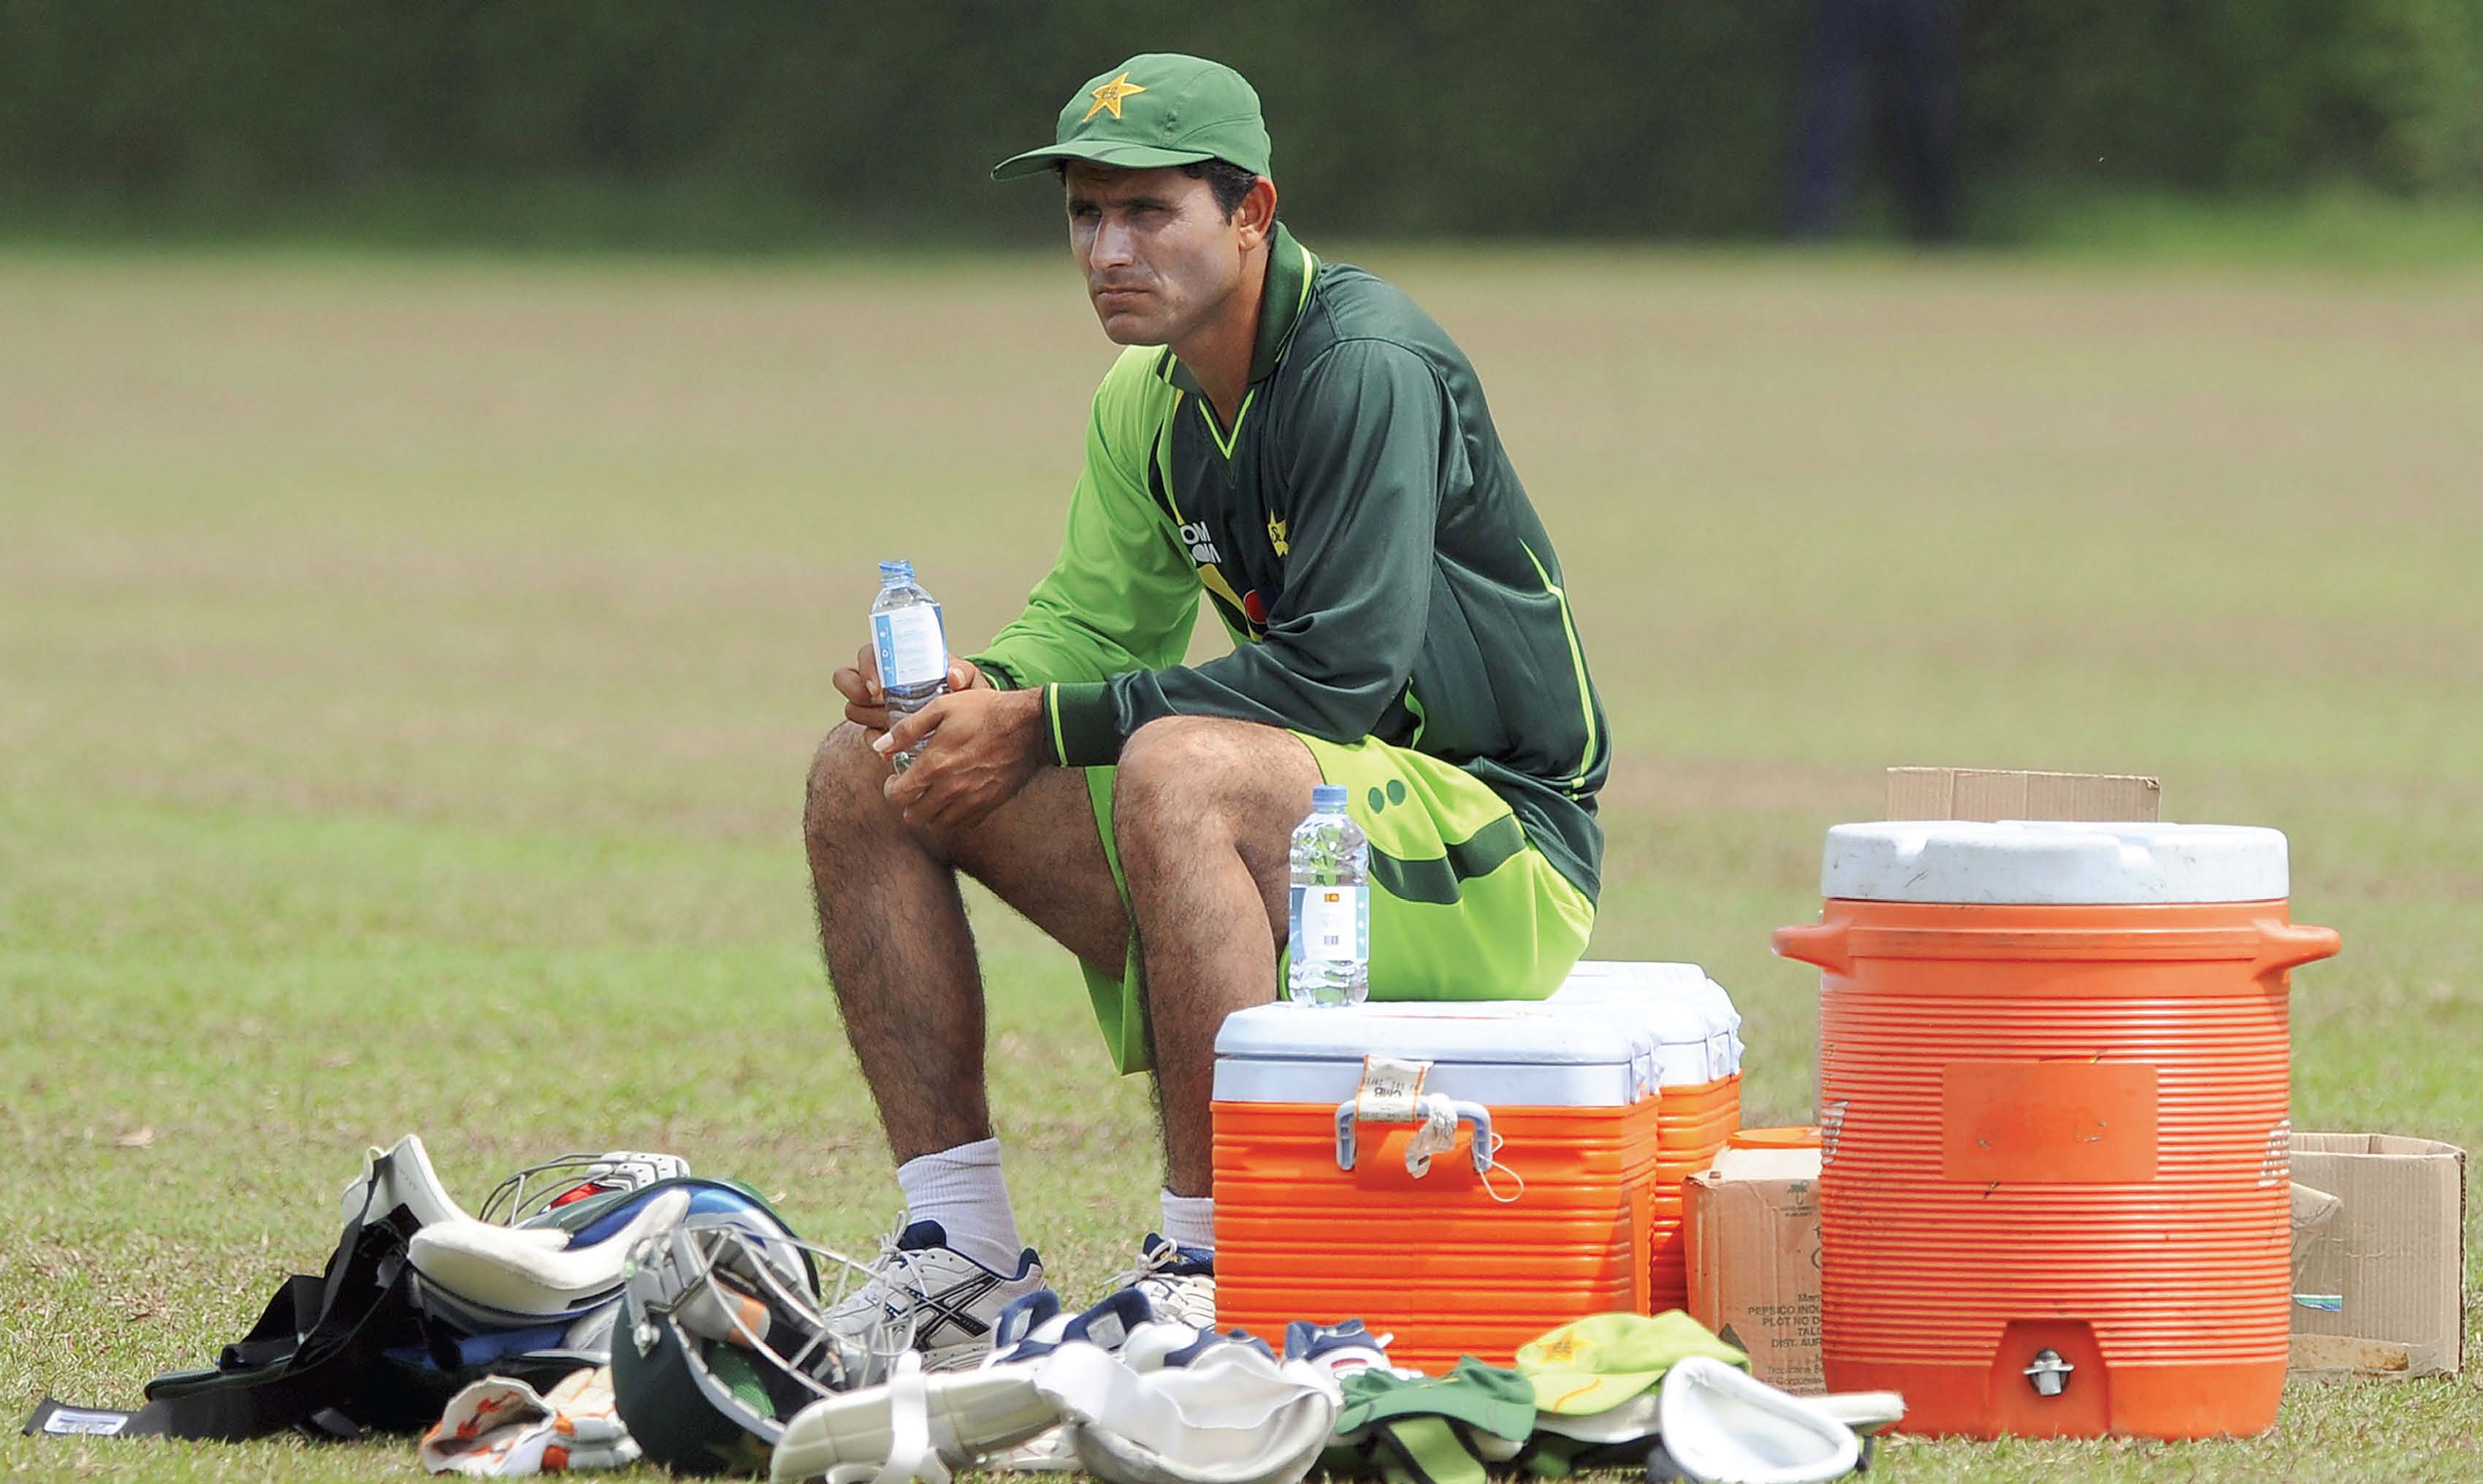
[
  {"left": 870, "top": 559, "right": 947, "bottom": 772},
  {"left": 1287, "top": 784, "right": 1370, "bottom": 1006}
]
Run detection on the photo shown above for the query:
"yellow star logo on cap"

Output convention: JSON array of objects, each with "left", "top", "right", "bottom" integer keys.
[{"left": 1084, "top": 72, "right": 1147, "bottom": 121}]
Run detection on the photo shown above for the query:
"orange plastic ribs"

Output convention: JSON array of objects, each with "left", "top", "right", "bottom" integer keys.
[{"left": 1777, "top": 898, "right": 2340, "bottom": 1439}]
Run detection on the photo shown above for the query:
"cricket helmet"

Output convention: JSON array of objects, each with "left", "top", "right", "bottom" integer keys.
[{"left": 610, "top": 1198, "right": 905, "bottom": 1476}]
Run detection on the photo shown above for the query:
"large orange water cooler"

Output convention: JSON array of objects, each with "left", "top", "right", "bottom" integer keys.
[
  {"left": 1212, "top": 976, "right": 1684, "bottom": 1372},
  {"left": 1774, "top": 822, "right": 2340, "bottom": 1439}
]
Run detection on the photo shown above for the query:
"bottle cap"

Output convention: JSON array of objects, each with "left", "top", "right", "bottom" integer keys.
[
  {"left": 1311, "top": 784, "right": 1348, "bottom": 811},
  {"left": 878, "top": 559, "right": 915, "bottom": 581}
]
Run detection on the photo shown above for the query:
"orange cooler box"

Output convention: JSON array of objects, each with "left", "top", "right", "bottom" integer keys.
[
  {"left": 1552, "top": 963, "right": 1745, "bottom": 1310},
  {"left": 1212, "top": 987, "right": 1671, "bottom": 1373},
  {"left": 1774, "top": 821, "right": 2340, "bottom": 1439}
]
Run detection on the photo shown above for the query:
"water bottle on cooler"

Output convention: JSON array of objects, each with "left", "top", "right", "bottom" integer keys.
[
  {"left": 1287, "top": 784, "right": 1370, "bottom": 1006},
  {"left": 869, "top": 560, "right": 947, "bottom": 771}
]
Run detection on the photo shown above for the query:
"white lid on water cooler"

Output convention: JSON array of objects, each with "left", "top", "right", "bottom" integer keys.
[
  {"left": 1820, "top": 820, "right": 2292, "bottom": 906},
  {"left": 1211, "top": 962, "right": 1741, "bottom": 1107}
]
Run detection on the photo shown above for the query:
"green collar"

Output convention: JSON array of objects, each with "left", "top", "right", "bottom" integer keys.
[{"left": 1165, "top": 222, "right": 1318, "bottom": 397}]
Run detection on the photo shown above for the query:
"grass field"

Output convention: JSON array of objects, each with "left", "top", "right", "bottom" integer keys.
[{"left": 3, "top": 244, "right": 2479, "bottom": 1481}]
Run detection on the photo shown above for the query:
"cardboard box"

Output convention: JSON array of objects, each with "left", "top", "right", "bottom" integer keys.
[
  {"left": 2287, "top": 1133, "right": 2467, "bottom": 1378},
  {"left": 1886, "top": 767, "right": 2161, "bottom": 822},
  {"left": 1686, "top": 1146, "right": 1824, "bottom": 1393}
]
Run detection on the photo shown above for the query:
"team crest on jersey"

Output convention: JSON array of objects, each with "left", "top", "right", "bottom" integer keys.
[{"left": 1267, "top": 513, "right": 1289, "bottom": 556}]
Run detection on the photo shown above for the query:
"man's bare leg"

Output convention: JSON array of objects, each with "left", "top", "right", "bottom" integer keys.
[
  {"left": 1110, "top": 716, "right": 1323, "bottom": 1198},
  {"left": 804, "top": 722, "right": 1127, "bottom": 1163}
]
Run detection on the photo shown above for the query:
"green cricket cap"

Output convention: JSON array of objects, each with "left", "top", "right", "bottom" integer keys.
[
  {"left": 1514, "top": 1312, "right": 1749, "bottom": 1415},
  {"left": 992, "top": 53, "right": 1272, "bottom": 182}
]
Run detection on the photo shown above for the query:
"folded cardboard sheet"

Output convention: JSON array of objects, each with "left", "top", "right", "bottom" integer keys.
[
  {"left": 1886, "top": 766, "right": 2161, "bottom": 822},
  {"left": 2288, "top": 1133, "right": 2466, "bottom": 1378}
]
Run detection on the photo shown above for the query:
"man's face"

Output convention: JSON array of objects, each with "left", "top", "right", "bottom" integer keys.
[{"left": 1065, "top": 163, "right": 1248, "bottom": 346}]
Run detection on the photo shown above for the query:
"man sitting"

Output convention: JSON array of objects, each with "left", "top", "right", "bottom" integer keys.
[{"left": 804, "top": 52, "right": 1609, "bottom": 1364}]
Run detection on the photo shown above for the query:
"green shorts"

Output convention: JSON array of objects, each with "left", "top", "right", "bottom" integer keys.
[{"left": 1078, "top": 733, "right": 1597, "bottom": 1074}]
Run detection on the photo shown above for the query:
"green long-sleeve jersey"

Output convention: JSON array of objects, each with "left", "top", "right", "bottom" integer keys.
[{"left": 970, "top": 223, "right": 1609, "bottom": 901}]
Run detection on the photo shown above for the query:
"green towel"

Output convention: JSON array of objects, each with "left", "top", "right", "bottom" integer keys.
[{"left": 1323, "top": 1358, "right": 1537, "bottom": 1484}]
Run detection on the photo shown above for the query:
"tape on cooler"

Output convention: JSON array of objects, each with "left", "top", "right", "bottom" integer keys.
[
  {"left": 1354, "top": 1055, "right": 1429, "bottom": 1122},
  {"left": 1335, "top": 1055, "right": 1493, "bottom": 1177}
]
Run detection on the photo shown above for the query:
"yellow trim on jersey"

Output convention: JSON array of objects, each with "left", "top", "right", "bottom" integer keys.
[{"left": 1522, "top": 541, "right": 1598, "bottom": 792}]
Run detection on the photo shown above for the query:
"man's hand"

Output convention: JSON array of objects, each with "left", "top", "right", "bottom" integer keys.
[
  {"left": 833, "top": 646, "right": 988, "bottom": 733},
  {"left": 877, "top": 686, "right": 1048, "bottom": 832}
]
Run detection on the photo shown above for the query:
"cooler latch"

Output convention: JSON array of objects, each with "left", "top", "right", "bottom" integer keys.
[{"left": 1334, "top": 1055, "right": 1494, "bottom": 1177}]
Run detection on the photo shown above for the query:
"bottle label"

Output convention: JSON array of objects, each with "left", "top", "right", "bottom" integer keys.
[
  {"left": 1294, "top": 883, "right": 1370, "bottom": 964},
  {"left": 872, "top": 603, "right": 947, "bottom": 689}
]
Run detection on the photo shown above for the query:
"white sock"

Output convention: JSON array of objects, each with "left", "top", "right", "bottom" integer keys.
[
  {"left": 895, "top": 1138, "right": 1025, "bottom": 1274},
  {"left": 1159, "top": 1189, "right": 1216, "bottom": 1253}
]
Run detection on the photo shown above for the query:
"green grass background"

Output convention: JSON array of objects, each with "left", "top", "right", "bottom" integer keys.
[{"left": 2, "top": 243, "right": 2479, "bottom": 1479}]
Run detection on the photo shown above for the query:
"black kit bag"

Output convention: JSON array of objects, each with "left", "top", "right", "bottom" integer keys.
[{"left": 23, "top": 1161, "right": 590, "bottom": 1443}]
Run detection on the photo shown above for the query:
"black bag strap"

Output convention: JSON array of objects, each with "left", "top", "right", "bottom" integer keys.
[
  {"left": 21, "top": 1399, "right": 158, "bottom": 1439},
  {"left": 114, "top": 1158, "right": 435, "bottom": 1442},
  {"left": 122, "top": 1215, "right": 419, "bottom": 1440},
  {"left": 217, "top": 1272, "right": 328, "bottom": 1372}
]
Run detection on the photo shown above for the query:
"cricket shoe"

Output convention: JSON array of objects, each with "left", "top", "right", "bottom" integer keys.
[
  {"left": 824, "top": 1218, "right": 1046, "bottom": 1372},
  {"left": 978, "top": 1289, "right": 1162, "bottom": 1473},
  {"left": 1126, "top": 1323, "right": 1275, "bottom": 1374},
  {"left": 986, "top": 1289, "right": 1161, "bottom": 1366},
  {"left": 1115, "top": 1234, "right": 1216, "bottom": 1330},
  {"left": 1282, "top": 1318, "right": 1397, "bottom": 1388}
]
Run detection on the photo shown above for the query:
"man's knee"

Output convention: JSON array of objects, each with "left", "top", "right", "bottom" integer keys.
[
  {"left": 804, "top": 722, "right": 893, "bottom": 849},
  {"left": 1114, "top": 717, "right": 1229, "bottom": 830},
  {"left": 1113, "top": 717, "right": 1307, "bottom": 853}
]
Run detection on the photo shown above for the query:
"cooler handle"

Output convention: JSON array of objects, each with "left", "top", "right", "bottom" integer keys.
[
  {"left": 2254, "top": 920, "right": 2341, "bottom": 976},
  {"left": 1334, "top": 1095, "right": 1495, "bottom": 1177},
  {"left": 1771, "top": 920, "right": 1853, "bottom": 974}
]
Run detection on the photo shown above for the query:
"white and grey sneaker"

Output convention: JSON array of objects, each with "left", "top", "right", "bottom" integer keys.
[
  {"left": 975, "top": 1288, "right": 1149, "bottom": 1474},
  {"left": 1117, "top": 1233, "right": 1216, "bottom": 1330},
  {"left": 825, "top": 1217, "right": 1047, "bottom": 1372},
  {"left": 1283, "top": 1317, "right": 1394, "bottom": 1379}
]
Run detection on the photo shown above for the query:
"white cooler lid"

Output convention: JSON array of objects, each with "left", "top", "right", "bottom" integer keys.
[
  {"left": 1821, "top": 820, "right": 2291, "bottom": 905},
  {"left": 1214, "top": 998, "right": 1660, "bottom": 1107},
  {"left": 1212, "top": 962, "right": 1742, "bottom": 1106}
]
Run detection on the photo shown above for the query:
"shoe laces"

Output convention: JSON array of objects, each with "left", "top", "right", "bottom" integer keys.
[
  {"left": 833, "top": 1212, "right": 937, "bottom": 1317},
  {"left": 1110, "top": 1242, "right": 1197, "bottom": 1296},
  {"left": 1112, "top": 1236, "right": 1217, "bottom": 1330}
]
